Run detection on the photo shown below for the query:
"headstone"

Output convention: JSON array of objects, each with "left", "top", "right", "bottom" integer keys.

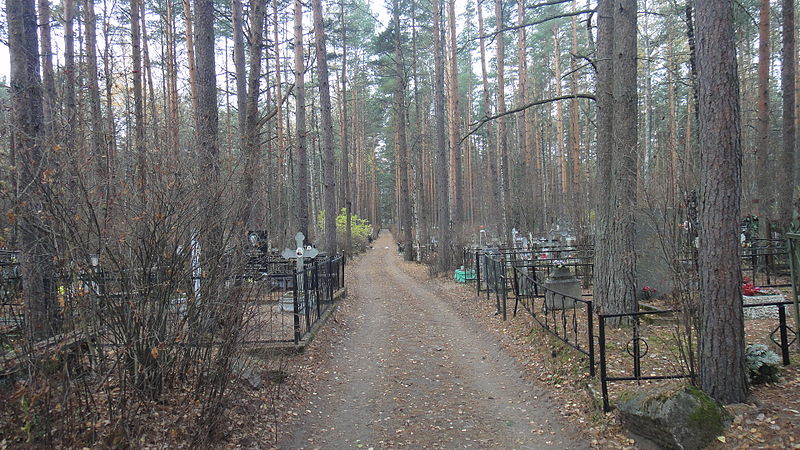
[
  {"left": 544, "top": 265, "right": 580, "bottom": 310},
  {"left": 635, "top": 209, "right": 675, "bottom": 299},
  {"left": 280, "top": 232, "right": 318, "bottom": 312},
  {"left": 281, "top": 232, "right": 319, "bottom": 274}
]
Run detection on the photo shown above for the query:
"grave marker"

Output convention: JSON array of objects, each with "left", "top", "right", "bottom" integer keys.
[{"left": 280, "top": 232, "right": 318, "bottom": 312}]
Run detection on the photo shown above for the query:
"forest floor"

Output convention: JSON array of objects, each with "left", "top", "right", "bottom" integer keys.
[{"left": 219, "top": 230, "right": 800, "bottom": 449}]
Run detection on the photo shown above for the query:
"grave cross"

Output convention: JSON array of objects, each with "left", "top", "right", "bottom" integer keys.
[{"left": 281, "top": 232, "right": 319, "bottom": 275}]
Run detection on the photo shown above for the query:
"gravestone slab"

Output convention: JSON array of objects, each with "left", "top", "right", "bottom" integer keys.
[
  {"left": 635, "top": 209, "right": 676, "bottom": 299},
  {"left": 544, "top": 266, "right": 580, "bottom": 310}
]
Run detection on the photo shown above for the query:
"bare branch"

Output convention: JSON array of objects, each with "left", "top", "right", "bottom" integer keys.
[
  {"left": 474, "top": 8, "right": 595, "bottom": 44},
  {"left": 461, "top": 94, "right": 596, "bottom": 143}
]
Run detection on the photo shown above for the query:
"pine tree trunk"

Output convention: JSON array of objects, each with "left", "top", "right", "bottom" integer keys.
[
  {"left": 312, "top": 0, "right": 337, "bottom": 255},
  {"left": 102, "top": 0, "right": 117, "bottom": 166},
  {"left": 756, "top": 0, "right": 770, "bottom": 229},
  {"left": 8, "top": 0, "right": 59, "bottom": 338},
  {"left": 447, "top": 0, "right": 462, "bottom": 232},
  {"left": 477, "top": 0, "right": 499, "bottom": 237},
  {"left": 516, "top": 0, "right": 532, "bottom": 231},
  {"left": 495, "top": 0, "right": 510, "bottom": 242},
  {"left": 164, "top": 0, "right": 180, "bottom": 161},
  {"left": 194, "top": 0, "right": 221, "bottom": 254},
  {"left": 609, "top": 0, "right": 639, "bottom": 317},
  {"left": 432, "top": 0, "right": 451, "bottom": 269},
  {"left": 131, "top": 0, "right": 146, "bottom": 199},
  {"left": 84, "top": 0, "right": 106, "bottom": 183},
  {"left": 294, "top": 0, "right": 310, "bottom": 240},
  {"left": 782, "top": 0, "right": 796, "bottom": 228},
  {"left": 393, "top": 0, "right": 413, "bottom": 260},
  {"left": 64, "top": 0, "right": 77, "bottom": 157},
  {"left": 553, "top": 28, "right": 567, "bottom": 200},
  {"left": 568, "top": 0, "right": 582, "bottom": 233},
  {"left": 594, "top": 0, "right": 615, "bottom": 317},
  {"left": 696, "top": 0, "right": 748, "bottom": 404},
  {"left": 239, "top": 0, "right": 265, "bottom": 230},
  {"left": 231, "top": 0, "right": 247, "bottom": 144},
  {"left": 182, "top": 0, "right": 199, "bottom": 114},
  {"left": 38, "top": 0, "right": 56, "bottom": 142},
  {"left": 340, "top": 0, "right": 352, "bottom": 257}
]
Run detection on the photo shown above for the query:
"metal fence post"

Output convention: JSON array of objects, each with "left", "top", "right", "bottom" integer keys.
[
  {"left": 293, "top": 271, "right": 300, "bottom": 345},
  {"left": 599, "top": 315, "right": 610, "bottom": 412},
  {"left": 304, "top": 267, "right": 311, "bottom": 332},
  {"left": 588, "top": 300, "right": 595, "bottom": 377},
  {"left": 779, "top": 304, "right": 791, "bottom": 365},
  {"left": 633, "top": 317, "right": 641, "bottom": 380},
  {"left": 475, "top": 251, "right": 481, "bottom": 296},
  {"left": 787, "top": 235, "right": 800, "bottom": 348}
]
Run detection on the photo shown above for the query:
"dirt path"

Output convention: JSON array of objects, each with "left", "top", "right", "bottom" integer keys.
[{"left": 281, "top": 232, "right": 587, "bottom": 449}]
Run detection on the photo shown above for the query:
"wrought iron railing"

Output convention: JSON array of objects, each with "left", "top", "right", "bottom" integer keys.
[
  {"left": 482, "top": 253, "right": 508, "bottom": 320},
  {"left": 786, "top": 232, "right": 800, "bottom": 341},
  {"left": 597, "top": 300, "right": 795, "bottom": 412},
  {"left": 511, "top": 264, "right": 595, "bottom": 377}
]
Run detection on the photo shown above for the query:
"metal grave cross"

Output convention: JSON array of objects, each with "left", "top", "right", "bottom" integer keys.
[{"left": 281, "top": 232, "right": 319, "bottom": 275}]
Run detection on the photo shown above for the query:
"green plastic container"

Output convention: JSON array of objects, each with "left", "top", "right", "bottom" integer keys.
[{"left": 454, "top": 269, "right": 476, "bottom": 283}]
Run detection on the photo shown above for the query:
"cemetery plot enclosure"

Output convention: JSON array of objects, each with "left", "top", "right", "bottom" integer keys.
[
  {"left": 464, "top": 244, "right": 797, "bottom": 412},
  {"left": 0, "top": 254, "right": 346, "bottom": 384}
]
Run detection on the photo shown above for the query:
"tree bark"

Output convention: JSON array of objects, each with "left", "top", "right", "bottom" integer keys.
[
  {"left": 102, "top": 0, "right": 117, "bottom": 167},
  {"left": 393, "top": 0, "right": 413, "bottom": 260},
  {"left": 447, "top": 0, "right": 462, "bottom": 231},
  {"left": 312, "top": 0, "right": 337, "bottom": 254},
  {"left": 131, "top": 0, "right": 146, "bottom": 199},
  {"left": 477, "top": 0, "right": 499, "bottom": 237},
  {"left": 594, "top": 0, "right": 638, "bottom": 319},
  {"left": 495, "top": 0, "right": 511, "bottom": 242},
  {"left": 84, "top": 0, "right": 106, "bottom": 183},
  {"left": 594, "top": 0, "right": 614, "bottom": 318},
  {"left": 38, "top": 0, "right": 56, "bottom": 142},
  {"left": 755, "top": 0, "right": 770, "bottom": 229},
  {"left": 340, "top": 0, "right": 352, "bottom": 257},
  {"left": 64, "top": 0, "right": 77, "bottom": 157},
  {"left": 568, "top": 0, "right": 582, "bottom": 233},
  {"left": 695, "top": 0, "right": 748, "bottom": 404},
  {"left": 231, "top": 0, "right": 247, "bottom": 142},
  {"left": 239, "top": 0, "right": 265, "bottom": 229},
  {"left": 164, "top": 0, "right": 180, "bottom": 160},
  {"left": 193, "top": 0, "right": 221, "bottom": 253},
  {"left": 782, "top": 0, "right": 796, "bottom": 228},
  {"left": 294, "top": 0, "right": 310, "bottom": 240},
  {"left": 553, "top": 27, "right": 567, "bottom": 199},
  {"left": 8, "top": 0, "right": 59, "bottom": 338},
  {"left": 516, "top": 0, "right": 534, "bottom": 232},
  {"left": 432, "top": 0, "right": 451, "bottom": 269},
  {"left": 182, "top": 0, "right": 199, "bottom": 114},
  {"left": 609, "top": 0, "right": 638, "bottom": 316}
]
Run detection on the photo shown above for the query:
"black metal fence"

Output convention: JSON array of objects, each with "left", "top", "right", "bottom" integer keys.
[
  {"left": 288, "top": 255, "right": 345, "bottom": 344},
  {"left": 0, "top": 253, "right": 346, "bottom": 352},
  {"left": 511, "top": 264, "right": 595, "bottom": 377},
  {"left": 481, "top": 253, "right": 508, "bottom": 320},
  {"left": 740, "top": 239, "right": 790, "bottom": 287},
  {"left": 597, "top": 309, "right": 694, "bottom": 412},
  {"left": 597, "top": 300, "right": 796, "bottom": 412},
  {"left": 467, "top": 245, "right": 594, "bottom": 292},
  {"left": 466, "top": 246, "right": 795, "bottom": 413}
]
